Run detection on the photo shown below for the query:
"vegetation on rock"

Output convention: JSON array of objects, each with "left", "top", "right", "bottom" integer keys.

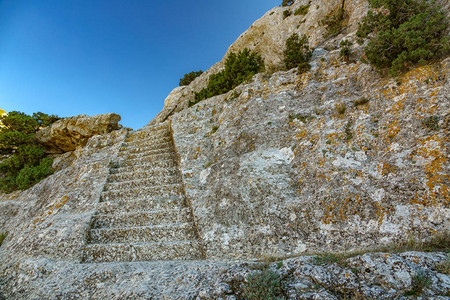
[
  {"left": 192, "top": 49, "right": 264, "bottom": 106},
  {"left": 321, "top": 8, "right": 347, "bottom": 38},
  {"left": 0, "top": 232, "right": 7, "bottom": 247},
  {"left": 283, "top": 33, "right": 312, "bottom": 72},
  {"left": 242, "top": 268, "right": 283, "bottom": 300},
  {"left": 294, "top": 4, "right": 310, "bottom": 16},
  {"left": 179, "top": 70, "right": 203, "bottom": 86},
  {"left": 0, "top": 111, "right": 59, "bottom": 193},
  {"left": 357, "top": 0, "right": 449, "bottom": 76}
]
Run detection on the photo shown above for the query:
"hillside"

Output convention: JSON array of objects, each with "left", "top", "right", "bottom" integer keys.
[{"left": 0, "top": 0, "right": 449, "bottom": 298}]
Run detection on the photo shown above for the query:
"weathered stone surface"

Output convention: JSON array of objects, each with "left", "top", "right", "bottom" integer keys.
[
  {"left": 0, "top": 0, "right": 449, "bottom": 298},
  {"left": 35, "top": 113, "right": 122, "bottom": 153},
  {"left": 0, "top": 252, "right": 448, "bottom": 299},
  {"left": 171, "top": 51, "right": 449, "bottom": 259}
]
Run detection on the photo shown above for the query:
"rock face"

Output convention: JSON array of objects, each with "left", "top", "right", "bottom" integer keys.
[
  {"left": 35, "top": 113, "right": 122, "bottom": 153},
  {"left": 0, "top": 0, "right": 449, "bottom": 298}
]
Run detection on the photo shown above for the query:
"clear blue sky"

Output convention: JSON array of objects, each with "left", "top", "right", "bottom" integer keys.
[{"left": 0, "top": 0, "right": 277, "bottom": 129}]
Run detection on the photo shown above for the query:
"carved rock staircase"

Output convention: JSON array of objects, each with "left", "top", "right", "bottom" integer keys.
[{"left": 81, "top": 122, "right": 204, "bottom": 263}]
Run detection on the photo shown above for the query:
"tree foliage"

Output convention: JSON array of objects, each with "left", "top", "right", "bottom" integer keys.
[
  {"left": 179, "top": 70, "right": 203, "bottom": 86},
  {"left": 283, "top": 33, "right": 312, "bottom": 72},
  {"left": 357, "top": 0, "right": 449, "bottom": 76},
  {"left": 192, "top": 49, "right": 264, "bottom": 106},
  {"left": 0, "top": 111, "right": 59, "bottom": 193}
]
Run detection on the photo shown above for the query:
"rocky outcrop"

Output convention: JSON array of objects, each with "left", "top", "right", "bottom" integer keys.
[
  {"left": 35, "top": 113, "right": 122, "bottom": 153},
  {"left": 0, "top": 0, "right": 449, "bottom": 298},
  {"left": 0, "top": 251, "right": 448, "bottom": 298}
]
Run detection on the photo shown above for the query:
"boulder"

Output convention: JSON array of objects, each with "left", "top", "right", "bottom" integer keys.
[{"left": 35, "top": 113, "right": 122, "bottom": 153}]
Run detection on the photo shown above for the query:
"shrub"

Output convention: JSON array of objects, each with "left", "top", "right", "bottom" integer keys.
[
  {"left": 335, "top": 102, "right": 346, "bottom": 115},
  {"left": 404, "top": 270, "right": 432, "bottom": 296},
  {"left": 281, "top": 0, "right": 295, "bottom": 7},
  {"left": 357, "top": 0, "right": 449, "bottom": 76},
  {"left": 339, "top": 39, "right": 353, "bottom": 61},
  {"left": 192, "top": 49, "right": 264, "bottom": 106},
  {"left": 0, "top": 145, "right": 53, "bottom": 193},
  {"left": 294, "top": 4, "right": 310, "bottom": 16},
  {"left": 321, "top": 8, "right": 346, "bottom": 38},
  {"left": 0, "top": 111, "right": 58, "bottom": 193},
  {"left": 243, "top": 268, "right": 283, "bottom": 300},
  {"left": 0, "top": 111, "right": 59, "bottom": 153},
  {"left": 422, "top": 116, "right": 439, "bottom": 131},
  {"left": 283, "top": 10, "right": 292, "bottom": 19},
  {"left": 435, "top": 259, "right": 450, "bottom": 275},
  {"left": 179, "top": 70, "right": 203, "bottom": 86},
  {"left": 284, "top": 33, "right": 312, "bottom": 72},
  {"left": 0, "top": 232, "right": 7, "bottom": 246},
  {"left": 353, "top": 97, "right": 370, "bottom": 107}
]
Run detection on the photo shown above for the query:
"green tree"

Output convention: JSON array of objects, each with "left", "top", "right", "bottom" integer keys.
[
  {"left": 192, "top": 49, "right": 264, "bottom": 106},
  {"left": 179, "top": 70, "right": 203, "bottom": 86},
  {"left": 283, "top": 33, "right": 312, "bottom": 72},
  {"left": 357, "top": 0, "right": 449, "bottom": 76},
  {"left": 0, "top": 111, "right": 59, "bottom": 193}
]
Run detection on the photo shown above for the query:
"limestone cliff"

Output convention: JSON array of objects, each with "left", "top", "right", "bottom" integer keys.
[{"left": 0, "top": 0, "right": 449, "bottom": 298}]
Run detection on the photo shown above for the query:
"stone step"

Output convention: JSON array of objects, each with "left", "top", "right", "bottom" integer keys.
[
  {"left": 117, "top": 153, "right": 175, "bottom": 167},
  {"left": 88, "top": 223, "right": 196, "bottom": 244},
  {"left": 107, "top": 168, "right": 179, "bottom": 182},
  {"left": 103, "top": 176, "right": 182, "bottom": 191},
  {"left": 112, "top": 159, "right": 177, "bottom": 171},
  {"left": 81, "top": 240, "right": 203, "bottom": 263},
  {"left": 126, "top": 129, "right": 171, "bottom": 143},
  {"left": 92, "top": 208, "right": 192, "bottom": 229},
  {"left": 118, "top": 151, "right": 175, "bottom": 165},
  {"left": 97, "top": 195, "right": 186, "bottom": 214},
  {"left": 120, "top": 142, "right": 173, "bottom": 154},
  {"left": 100, "top": 184, "right": 184, "bottom": 201},
  {"left": 117, "top": 147, "right": 174, "bottom": 160},
  {"left": 124, "top": 136, "right": 172, "bottom": 148}
]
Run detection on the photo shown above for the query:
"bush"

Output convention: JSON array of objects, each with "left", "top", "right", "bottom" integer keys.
[
  {"left": 340, "top": 39, "right": 353, "bottom": 61},
  {"left": 0, "top": 111, "right": 59, "bottom": 153},
  {"left": 243, "top": 268, "right": 283, "bottom": 300},
  {"left": 0, "top": 232, "right": 7, "bottom": 247},
  {"left": 357, "top": 0, "right": 449, "bottom": 76},
  {"left": 192, "top": 49, "right": 264, "bottom": 106},
  {"left": 281, "top": 0, "right": 295, "bottom": 7},
  {"left": 294, "top": 4, "right": 310, "bottom": 16},
  {"left": 179, "top": 70, "right": 203, "bottom": 86},
  {"left": 0, "top": 111, "right": 58, "bottom": 193},
  {"left": 321, "top": 8, "right": 347, "bottom": 38},
  {"left": 284, "top": 33, "right": 312, "bottom": 72},
  {"left": 0, "top": 145, "right": 53, "bottom": 193},
  {"left": 283, "top": 10, "right": 292, "bottom": 19}
]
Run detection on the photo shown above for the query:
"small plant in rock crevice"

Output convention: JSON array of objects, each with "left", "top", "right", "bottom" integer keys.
[
  {"left": 353, "top": 97, "right": 370, "bottom": 107},
  {"left": 295, "top": 4, "right": 310, "bottom": 16},
  {"left": 321, "top": 7, "right": 347, "bottom": 38},
  {"left": 242, "top": 268, "right": 284, "bottom": 300},
  {"left": 339, "top": 39, "right": 353, "bottom": 62},
  {"left": 404, "top": 270, "right": 432, "bottom": 296},
  {"left": 283, "top": 10, "right": 292, "bottom": 19},
  {"left": 0, "top": 232, "right": 7, "bottom": 246},
  {"left": 422, "top": 116, "right": 440, "bottom": 131},
  {"left": 281, "top": 0, "right": 295, "bottom": 7}
]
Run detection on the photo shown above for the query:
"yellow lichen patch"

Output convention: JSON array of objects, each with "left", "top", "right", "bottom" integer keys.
[
  {"left": 386, "top": 119, "right": 401, "bottom": 140},
  {"left": 415, "top": 134, "right": 449, "bottom": 205},
  {"left": 321, "top": 193, "right": 363, "bottom": 224},
  {"left": 32, "top": 196, "right": 70, "bottom": 228}
]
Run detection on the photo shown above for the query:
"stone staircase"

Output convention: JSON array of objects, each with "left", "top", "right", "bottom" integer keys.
[{"left": 81, "top": 122, "right": 205, "bottom": 263}]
